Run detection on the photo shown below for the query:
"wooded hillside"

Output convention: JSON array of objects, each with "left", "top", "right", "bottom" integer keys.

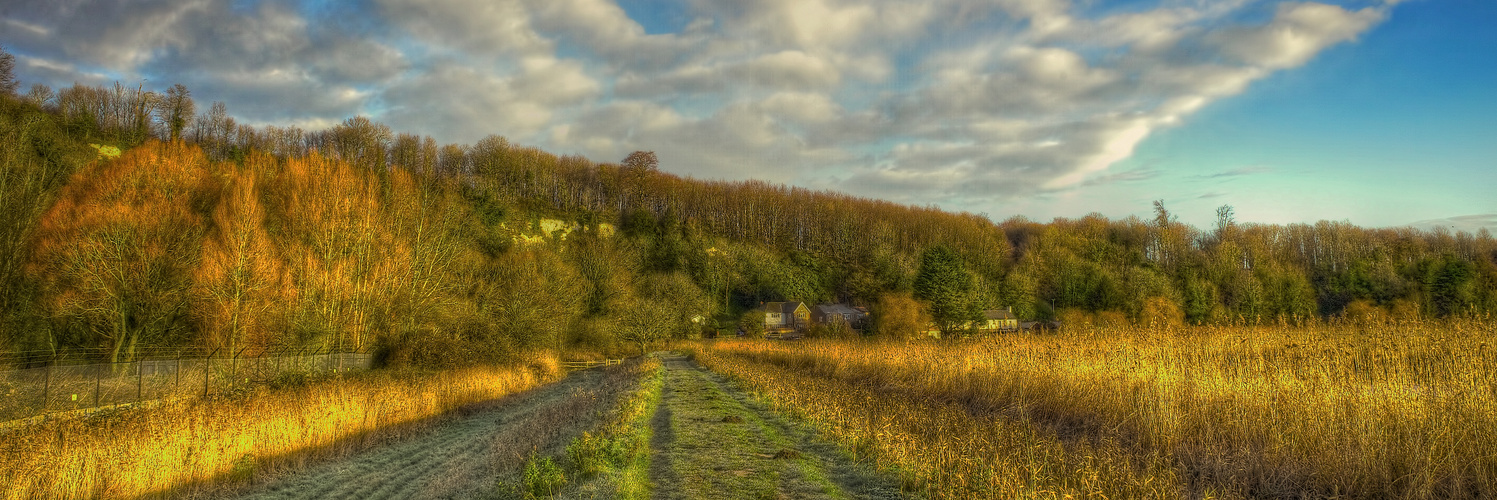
[{"left": 2, "top": 70, "right": 1494, "bottom": 365}]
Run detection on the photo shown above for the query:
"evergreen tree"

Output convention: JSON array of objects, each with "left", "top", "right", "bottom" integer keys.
[{"left": 914, "top": 245, "right": 981, "bottom": 337}]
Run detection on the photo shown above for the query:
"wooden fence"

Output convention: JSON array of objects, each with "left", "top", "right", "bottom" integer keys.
[{"left": 561, "top": 359, "right": 625, "bottom": 370}]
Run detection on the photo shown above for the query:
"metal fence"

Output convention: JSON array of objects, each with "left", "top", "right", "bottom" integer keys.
[{"left": 0, "top": 348, "right": 372, "bottom": 423}]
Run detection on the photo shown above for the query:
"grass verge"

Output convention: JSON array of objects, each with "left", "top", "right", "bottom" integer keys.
[
  {"left": 555, "top": 355, "right": 664, "bottom": 499},
  {"left": 0, "top": 356, "right": 563, "bottom": 499},
  {"left": 492, "top": 355, "right": 663, "bottom": 499}
]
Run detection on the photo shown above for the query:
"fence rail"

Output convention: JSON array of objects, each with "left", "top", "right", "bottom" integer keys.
[
  {"left": 562, "top": 359, "right": 624, "bottom": 370},
  {"left": 0, "top": 349, "right": 372, "bottom": 424}
]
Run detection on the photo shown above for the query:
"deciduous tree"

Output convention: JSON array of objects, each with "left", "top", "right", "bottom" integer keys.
[
  {"left": 871, "top": 292, "right": 930, "bottom": 341},
  {"left": 0, "top": 46, "right": 16, "bottom": 95},
  {"left": 194, "top": 157, "right": 290, "bottom": 354},
  {"left": 160, "top": 84, "right": 194, "bottom": 142},
  {"left": 29, "top": 141, "right": 207, "bottom": 362}
]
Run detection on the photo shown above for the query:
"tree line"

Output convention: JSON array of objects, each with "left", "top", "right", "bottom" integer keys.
[{"left": 1, "top": 56, "right": 1494, "bottom": 364}]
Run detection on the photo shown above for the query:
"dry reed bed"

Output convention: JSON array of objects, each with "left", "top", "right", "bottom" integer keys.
[
  {"left": 0, "top": 356, "right": 562, "bottom": 499},
  {"left": 696, "top": 319, "right": 1497, "bottom": 499},
  {"left": 695, "top": 346, "right": 1192, "bottom": 499}
]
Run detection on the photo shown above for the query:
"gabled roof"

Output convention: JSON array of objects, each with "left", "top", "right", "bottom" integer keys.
[
  {"left": 984, "top": 308, "right": 1016, "bottom": 320},
  {"left": 813, "top": 304, "right": 859, "bottom": 317},
  {"left": 762, "top": 302, "right": 808, "bottom": 314}
]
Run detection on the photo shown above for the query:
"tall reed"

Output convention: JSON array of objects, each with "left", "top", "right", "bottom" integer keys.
[
  {"left": 1, "top": 356, "right": 561, "bottom": 499},
  {"left": 696, "top": 318, "right": 1497, "bottom": 498}
]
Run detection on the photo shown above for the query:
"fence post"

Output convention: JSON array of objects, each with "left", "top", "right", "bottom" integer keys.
[
  {"left": 42, "top": 362, "right": 51, "bottom": 413},
  {"left": 204, "top": 349, "right": 214, "bottom": 397},
  {"left": 237, "top": 347, "right": 249, "bottom": 386},
  {"left": 95, "top": 364, "right": 101, "bottom": 407},
  {"left": 137, "top": 359, "right": 144, "bottom": 402}
]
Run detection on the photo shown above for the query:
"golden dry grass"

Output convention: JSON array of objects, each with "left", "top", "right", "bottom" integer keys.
[
  {"left": 0, "top": 356, "right": 562, "bottom": 499},
  {"left": 693, "top": 318, "right": 1497, "bottom": 499}
]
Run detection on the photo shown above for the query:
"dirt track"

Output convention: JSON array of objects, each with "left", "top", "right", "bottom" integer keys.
[
  {"left": 221, "top": 368, "right": 619, "bottom": 500},
  {"left": 214, "top": 354, "right": 905, "bottom": 499}
]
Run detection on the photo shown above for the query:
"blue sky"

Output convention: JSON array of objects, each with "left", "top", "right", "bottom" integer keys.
[{"left": 2, "top": 0, "right": 1492, "bottom": 233}]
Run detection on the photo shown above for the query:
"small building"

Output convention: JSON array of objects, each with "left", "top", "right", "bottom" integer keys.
[
  {"left": 811, "top": 303, "right": 866, "bottom": 329},
  {"left": 762, "top": 301, "right": 810, "bottom": 335},
  {"left": 1020, "top": 320, "right": 1061, "bottom": 332},
  {"left": 981, "top": 307, "right": 1019, "bottom": 331}
]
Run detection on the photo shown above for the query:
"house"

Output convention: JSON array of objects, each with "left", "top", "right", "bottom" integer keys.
[
  {"left": 1020, "top": 320, "right": 1061, "bottom": 332},
  {"left": 761, "top": 301, "right": 810, "bottom": 335},
  {"left": 924, "top": 307, "right": 1021, "bottom": 338},
  {"left": 811, "top": 303, "right": 866, "bottom": 329},
  {"left": 980, "top": 307, "right": 1019, "bottom": 331}
]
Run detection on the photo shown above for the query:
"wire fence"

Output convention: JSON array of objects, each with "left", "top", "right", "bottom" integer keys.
[{"left": 0, "top": 347, "right": 372, "bottom": 424}]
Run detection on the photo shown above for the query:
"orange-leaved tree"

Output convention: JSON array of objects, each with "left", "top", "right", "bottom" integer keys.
[
  {"left": 29, "top": 141, "right": 208, "bottom": 362},
  {"left": 193, "top": 151, "right": 292, "bottom": 355},
  {"left": 269, "top": 151, "right": 387, "bottom": 351}
]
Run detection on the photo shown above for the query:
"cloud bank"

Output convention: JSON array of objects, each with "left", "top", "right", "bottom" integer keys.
[{"left": 0, "top": 0, "right": 1395, "bottom": 210}]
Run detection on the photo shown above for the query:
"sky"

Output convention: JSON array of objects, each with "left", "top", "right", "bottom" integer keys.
[{"left": 2, "top": 0, "right": 1493, "bottom": 233}]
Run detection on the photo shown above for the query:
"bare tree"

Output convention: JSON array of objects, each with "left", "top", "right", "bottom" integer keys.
[
  {"left": 0, "top": 46, "right": 17, "bottom": 95},
  {"left": 23, "top": 84, "right": 53, "bottom": 108},
  {"left": 160, "top": 84, "right": 194, "bottom": 141},
  {"left": 327, "top": 116, "right": 392, "bottom": 172},
  {"left": 31, "top": 143, "right": 207, "bottom": 363},
  {"left": 194, "top": 101, "right": 235, "bottom": 159}
]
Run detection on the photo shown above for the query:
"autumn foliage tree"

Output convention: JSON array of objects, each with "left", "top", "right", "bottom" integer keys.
[
  {"left": 872, "top": 292, "right": 932, "bottom": 341},
  {"left": 193, "top": 155, "right": 290, "bottom": 354},
  {"left": 29, "top": 141, "right": 208, "bottom": 362}
]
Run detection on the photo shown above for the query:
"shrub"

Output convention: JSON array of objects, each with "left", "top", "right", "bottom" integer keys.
[
  {"left": 566, "top": 432, "right": 607, "bottom": 478},
  {"left": 521, "top": 452, "right": 566, "bottom": 497}
]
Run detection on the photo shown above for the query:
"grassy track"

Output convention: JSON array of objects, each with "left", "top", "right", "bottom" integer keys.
[{"left": 647, "top": 353, "right": 905, "bottom": 500}]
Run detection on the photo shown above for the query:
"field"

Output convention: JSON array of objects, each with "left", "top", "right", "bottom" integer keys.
[
  {"left": 692, "top": 319, "right": 1497, "bottom": 499},
  {"left": 6, "top": 319, "right": 1493, "bottom": 499}
]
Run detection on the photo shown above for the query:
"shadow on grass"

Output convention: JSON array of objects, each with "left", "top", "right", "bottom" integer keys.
[{"left": 126, "top": 374, "right": 573, "bottom": 500}]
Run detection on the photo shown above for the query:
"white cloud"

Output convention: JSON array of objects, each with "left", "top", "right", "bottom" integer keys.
[
  {"left": 380, "top": 58, "right": 600, "bottom": 145},
  {"left": 1407, "top": 214, "right": 1497, "bottom": 236},
  {"left": 757, "top": 92, "right": 842, "bottom": 125},
  {"left": 1213, "top": 3, "right": 1384, "bottom": 69},
  {"left": 377, "top": 0, "right": 553, "bottom": 59},
  {"left": 0, "top": 0, "right": 1396, "bottom": 215}
]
